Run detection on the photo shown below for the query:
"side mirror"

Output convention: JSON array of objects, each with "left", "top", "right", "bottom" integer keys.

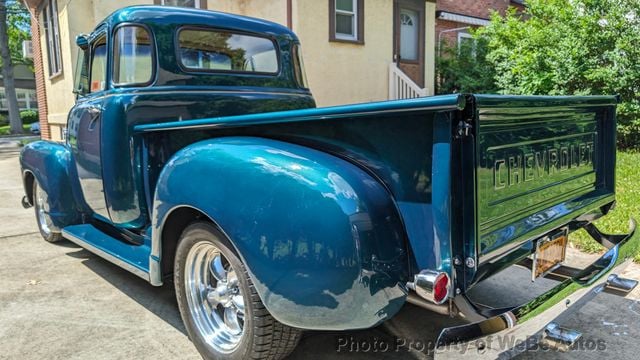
[{"left": 76, "top": 34, "right": 89, "bottom": 50}]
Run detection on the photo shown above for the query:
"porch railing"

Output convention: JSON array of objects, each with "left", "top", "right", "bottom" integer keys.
[{"left": 388, "top": 63, "right": 429, "bottom": 100}]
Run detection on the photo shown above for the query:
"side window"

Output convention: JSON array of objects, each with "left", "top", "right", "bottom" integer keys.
[
  {"left": 292, "top": 44, "right": 309, "bottom": 89},
  {"left": 90, "top": 37, "right": 107, "bottom": 93},
  {"left": 73, "top": 48, "right": 89, "bottom": 96},
  {"left": 113, "top": 26, "right": 153, "bottom": 86}
]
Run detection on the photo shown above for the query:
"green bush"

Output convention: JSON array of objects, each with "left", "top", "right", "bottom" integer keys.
[
  {"left": 19, "top": 110, "right": 39, "bottom": 124},
  {"left": 477, "top": 0, "right": 640, "bottom": 149},
  {"left": 436, "top": 37, "right": 499, "bottom": 95},
  {"left": 0, "top": 113, "right": 7, "bottom": 126}
]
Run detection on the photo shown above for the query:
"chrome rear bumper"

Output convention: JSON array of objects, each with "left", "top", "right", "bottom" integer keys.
[{"left": 435, "top": 219, "right": 639, "bottom": 359}]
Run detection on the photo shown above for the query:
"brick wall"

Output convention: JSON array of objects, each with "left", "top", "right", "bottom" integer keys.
[
  {"left": 435, "top": 0, "right": 524, "bottom": 46},
  {"left": 437, "top": 0, "right": 517, "bottom": 19},
  {"left": 25, "top": 1, "right": 50, "bottom": 140}
]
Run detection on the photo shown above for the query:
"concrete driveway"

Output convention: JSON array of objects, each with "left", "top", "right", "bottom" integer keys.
[{"left": 1, "top": 143, "right": 639, "bottom": 359}]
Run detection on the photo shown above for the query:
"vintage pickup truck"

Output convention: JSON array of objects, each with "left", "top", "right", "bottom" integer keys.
[{"left": 19, "top": 6, "right": 639, "bottom": 360}]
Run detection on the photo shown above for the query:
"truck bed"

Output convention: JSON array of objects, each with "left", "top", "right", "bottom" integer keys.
[{"left": 135, "top": 94, "right": 618, "bottom": 290}]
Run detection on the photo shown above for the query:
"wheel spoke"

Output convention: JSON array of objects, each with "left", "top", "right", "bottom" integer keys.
[
  {"left": 209, "top": 254, "right": 227, "bottom": 283},
  {"left": 227, "top": 269, "right": 239, "bottom": 288},
  {"left": 231, "top": 295, "right": 245, "bottom": 315},
  {"left": 206, "top": 288, "right": 221, "bottom": 307},
  {"left": 185, "top": 242, "right": 246, "bottom": 353},
  {"left": 223, "top": 306, "right": 242, "bottom": 335}
]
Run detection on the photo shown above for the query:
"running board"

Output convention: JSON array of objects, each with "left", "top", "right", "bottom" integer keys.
[{"left": 62, "top": 224, "right": 151, "bottom": 282}]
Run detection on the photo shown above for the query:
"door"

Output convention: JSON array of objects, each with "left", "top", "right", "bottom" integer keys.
[
  {"left": 394, "top": 0, "right": 425, "bottom": 87},
  {"left": 68, "top": 33, "right": 110, "bottom": 220}
]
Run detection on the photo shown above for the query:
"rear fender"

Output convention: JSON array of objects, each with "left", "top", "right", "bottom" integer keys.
[
  {"left": 20, "top": 141, "right": 83, "bottom": 228},
  {"left": 152, "top": 136, "right": 409, "bottom": 330}
]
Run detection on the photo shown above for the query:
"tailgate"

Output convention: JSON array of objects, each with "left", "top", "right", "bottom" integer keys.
[{"left": 473, "top": 95, "right": 618, "bottom": 263}]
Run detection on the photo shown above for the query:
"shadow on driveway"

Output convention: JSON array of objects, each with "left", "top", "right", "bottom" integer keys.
[
  {"left": 64, "top": 246, "right": 189, "bottom": 335},
  {"left": 61, "top": 239, "right": 640, "bottom": 360}
]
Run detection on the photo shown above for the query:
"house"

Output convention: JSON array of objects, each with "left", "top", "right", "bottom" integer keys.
[
  {"left": 0, "top": 63, "right": 38, "bottom": 114},
  {"left": 22, "top": 0, "right": 438, "bottom": 141},
  {"left": 436, "top": 0, "right": 524, "bottom": 47}
]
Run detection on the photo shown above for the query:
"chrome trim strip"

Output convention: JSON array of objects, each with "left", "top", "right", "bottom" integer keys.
[
  {"left": 62, "top": 229, "right": 150, "bottom": 282},
  {"left": 134, "top": 104, "right": 465, "bottom": 133}
]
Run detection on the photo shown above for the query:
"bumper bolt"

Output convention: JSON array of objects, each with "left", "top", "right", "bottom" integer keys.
[{"left": 465, "top": 257, "right": 475, "bottom": 268}]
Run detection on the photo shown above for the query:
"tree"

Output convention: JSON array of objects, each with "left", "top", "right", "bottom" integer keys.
[
  {"left": 436, "top": 36, "right": 499, "bottom": 95},
  {"left": 5, "top": 0, "right": 30, "bottom": 66},
  {"left": 478, "top": 0, "right": 640, "bottom": 149},
  {"left": 0, "top": 0, "right": 30, "bottom": 134}
]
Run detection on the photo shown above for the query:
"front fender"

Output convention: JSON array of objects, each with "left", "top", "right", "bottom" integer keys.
[
  {"left": 20, "top": 141, "right": 83, "bottom": 228},
  {"left": 152, "top": 137, "right": 409, "bottom": 330}
]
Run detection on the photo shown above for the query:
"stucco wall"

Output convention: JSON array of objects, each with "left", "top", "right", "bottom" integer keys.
[
  {"left": 206, "top": 0, "right": 287, "bottom": 25},
  {"left": 293, "top": 0, "right": 393, "bottom": 106},
  {"left": 209, "top": 0, "right": 435, "bottom": 107},
  {"left": 40, "top": 0, "right": 435, "bottom": 140}
]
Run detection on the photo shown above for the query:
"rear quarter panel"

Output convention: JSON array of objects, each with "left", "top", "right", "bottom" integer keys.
[{"left": 152, "top": 137, "right": 409, "bottom": 330}]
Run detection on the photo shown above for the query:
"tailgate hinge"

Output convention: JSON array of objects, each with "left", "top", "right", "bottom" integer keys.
[{"left": 456, "top": 120, "right": 473, "bottom": 138}]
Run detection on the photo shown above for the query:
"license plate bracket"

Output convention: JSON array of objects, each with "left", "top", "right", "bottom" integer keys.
[{"left": 532, "top": 228, "right": 568, "bottom": 281}]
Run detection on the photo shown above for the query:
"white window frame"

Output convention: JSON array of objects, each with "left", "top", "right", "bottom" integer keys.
[
  {"left": 335, "top": 0, "right": 358, "bottom": 40},
  {"left": 457, "top": 32, "right": 477, "bottom": 56},
  {"left": 160, "top": 0, "right": 202, "bottom": 8},
  {"left": 43, "top": 0, "right": 62, "bottom": 78}
]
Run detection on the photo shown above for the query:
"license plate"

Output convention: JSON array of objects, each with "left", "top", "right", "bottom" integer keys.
[{"left": 532, "top": 229, "right": 568, "bottom": 280}]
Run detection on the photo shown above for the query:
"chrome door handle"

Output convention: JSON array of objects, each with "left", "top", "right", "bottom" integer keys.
[
  {"left": 87, "top": 107, "right": 101, "bottom": 118},
  {"left": 87, "top": 107, "right": 101, "bottom": 131}
]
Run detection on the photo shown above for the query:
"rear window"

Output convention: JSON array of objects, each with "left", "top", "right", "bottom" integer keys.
[{"left": 177, "top": 28, "right": 279, "bottom": 74}]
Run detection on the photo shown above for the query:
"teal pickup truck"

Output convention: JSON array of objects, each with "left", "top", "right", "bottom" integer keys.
[{"left": 19, "top": 6, "right": 639, "bottom": 360}]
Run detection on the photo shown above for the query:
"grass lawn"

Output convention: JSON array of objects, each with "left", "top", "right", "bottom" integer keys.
[
  {"left": 570, "top": 151, "right": 640, "bottom": 262},
  {"left": 0, "top": 124, "right": 31, "bottom": 136}
]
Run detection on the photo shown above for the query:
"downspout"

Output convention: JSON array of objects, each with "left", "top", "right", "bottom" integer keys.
[
  {"left": 437, "top": 26, "right": 470, "bottom": 57},
  {"left": 286, "top": 0, "right": 292, "bottom": 29}
]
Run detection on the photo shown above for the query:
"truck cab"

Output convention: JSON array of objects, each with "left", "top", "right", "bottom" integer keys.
[
  {"left": 19, "top": 6, "right": 639, "bottom": 360},
  {"left": 67, "top": 7, "right": 314, "bottom": 230}
]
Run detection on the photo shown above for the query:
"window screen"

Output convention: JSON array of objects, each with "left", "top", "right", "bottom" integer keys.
[{"left": 335, "top": 0, "right": 357, "bottom": 39}]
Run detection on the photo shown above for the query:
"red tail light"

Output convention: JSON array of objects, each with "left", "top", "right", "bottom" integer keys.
[
  {"left": 433, "top": 272, "right": 450, "bottom": 304},
  {"left": 409, "top": 270, "right": 451, "bottom": 305}
]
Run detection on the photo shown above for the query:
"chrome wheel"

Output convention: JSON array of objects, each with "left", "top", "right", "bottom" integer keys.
[
  {"left": 185, "top": 241, "right": 245, "bottom": 354},
  {"left": 34, "top": 182, "right": 53, "bottom": 236}
]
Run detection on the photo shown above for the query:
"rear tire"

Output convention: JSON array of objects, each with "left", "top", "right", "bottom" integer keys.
[
  {"left": 33, "top": 180, "right": 63, "bottom": 243},
  {"left": 174, "top": 222, "right": 302, "bottom": 360}
]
